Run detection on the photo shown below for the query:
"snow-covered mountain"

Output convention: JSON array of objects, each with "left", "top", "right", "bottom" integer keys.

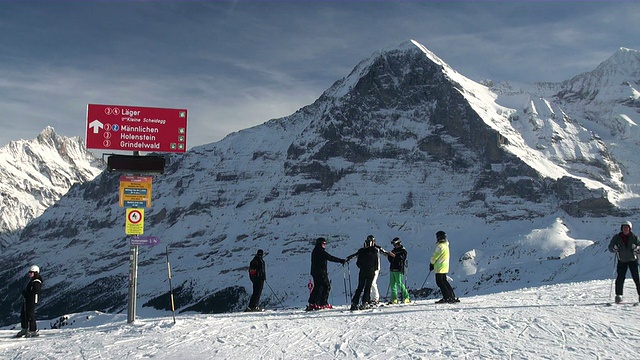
[
  {"left": 1, "top": 40, "right": 639, "bottom": 326},
  {"left": 0, "top": 127, "right": 104, "bottom": 249}
]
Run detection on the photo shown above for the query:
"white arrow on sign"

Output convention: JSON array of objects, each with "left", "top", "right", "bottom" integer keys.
[{"left": 88, "top": 119, "right": 104, "bottom": 134}]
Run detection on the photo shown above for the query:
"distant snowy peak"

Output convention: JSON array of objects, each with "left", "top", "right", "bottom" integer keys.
[
  {"left": 595, "top": 47, "right": 640, "bottom": 78},
  {"left": 558, "top": 47, "right": 640, "bottom": 104},
  {"left": 327, "top": 39, "right": 474, "bottom": 100},
  {"left": 0, "top": 127, "right": 104, "bottom": 247},
  {"left": 410, "top": 39, "right": 461, "bottom": 78}
]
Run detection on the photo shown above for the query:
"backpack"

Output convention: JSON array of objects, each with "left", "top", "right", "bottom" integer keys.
[{"left": 249, "top": 258, "right": 260, "bottom": 278}]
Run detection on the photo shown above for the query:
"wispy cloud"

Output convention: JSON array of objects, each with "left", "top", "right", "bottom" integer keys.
[{"left": 0, "top": 2, "right": 638, "bottom": 148}]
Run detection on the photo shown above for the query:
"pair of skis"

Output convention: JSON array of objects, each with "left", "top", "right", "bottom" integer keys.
[{"left": 605, "top": 301, "right": 639, "bottom": 306}]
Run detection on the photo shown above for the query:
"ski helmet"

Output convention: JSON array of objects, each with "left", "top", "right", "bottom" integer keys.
[
  {"left": 29, "top": 265, "right": 39, "bottom": 273},
  {"left": 391, "top": 237, "right": 401, "bottom": 246},
  {"left": 256, "top": 249, "right": 264, "bottom": 256},
  {"left": 436, "top": 231, "right": 447, "bottom": 241},
  {"left": 364, "top": 235, "right": 375, "bottom": 247},
  {"left": 315, "top": 237, "right": 327, "bottom": 246},
  {"left": 621, "top": 221, "right": 633, "bottom": 231}
]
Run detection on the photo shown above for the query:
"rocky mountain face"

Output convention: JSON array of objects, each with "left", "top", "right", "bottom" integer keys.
[
  {"left": 0, "top": 127, "right": 104, "bottom": 249},
  {"left": 1, "top": 41, "right": 639, "bottom": 325}
]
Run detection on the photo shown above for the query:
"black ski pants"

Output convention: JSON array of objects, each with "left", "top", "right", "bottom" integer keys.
[
  {"left": 351, "top": 271, "right": 374, "bottom": 305},
  {"left": 248, "top": 279, "right": 264, "bottom": 309},
  {"left": 615, "top": 260, "right": 640, "bottom": 296},
  {"left": 435, "top": 273, "right": 456, "bottom": 300},
  {"left": 20, "top": 300, "right": 37, "bottom": 331},
  {"left": 309, "top": 273, "right": 331, "bottom": 306}
]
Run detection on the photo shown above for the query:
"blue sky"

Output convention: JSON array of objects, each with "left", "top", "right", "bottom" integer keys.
[{"left": 1, "top": 1, "right": 639, "bottom": 151}]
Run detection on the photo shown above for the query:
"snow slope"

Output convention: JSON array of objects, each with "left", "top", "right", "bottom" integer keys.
[{"left": 2, "top": 280, "right": 640, "bottom": 359}]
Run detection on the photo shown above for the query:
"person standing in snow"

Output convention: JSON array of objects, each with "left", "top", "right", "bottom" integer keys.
[
  {"left": 430, "top": 231, "right": 458, "bottom": 304},
  {"left": 346, "top": 236, "right": 380, "bottom": 310},
  {"left": 15, "top": 265, "right": 43, "bottom": 338},
  {"left": 387, "top": 237, "right": 410, "bottom": 304},
  {"left": 608, "top": 220, "right": 640, "bottom": 303},
  {"left": 307, "top": 237, "right": 346, "bottom": 311},
  {"left": 370, "top": 236, "right": 385, "bottom": 305},
  {"left": 246, "top": 249, "right": 266, "bottom": 312},
  {"left": 346, "top": 235, "right": 385, "bottom": 305}
]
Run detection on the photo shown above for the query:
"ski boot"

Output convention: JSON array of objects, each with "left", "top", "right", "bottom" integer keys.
[
  {"left": 15, "top": 328, "right": 28, "bottom": 338},
  {"left": 615, "top": 295, "right": 623, "bottom": 304},
  {"left": 403, "top": 298, "right": 411, "bottom": 304},
  {"left": 25, "top": 330, "right": 39, "bottom": 338},
  {"left": 305, "top": 303, "right": 319, "bottom": 311}
]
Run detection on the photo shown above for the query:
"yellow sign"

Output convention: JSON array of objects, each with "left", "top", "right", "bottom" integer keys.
[
  {"left": 125, "top": 208, "right": 145, "bottom": 235},
  {"left": 119, "top": 176, "right": 152, "bottom": 208}
]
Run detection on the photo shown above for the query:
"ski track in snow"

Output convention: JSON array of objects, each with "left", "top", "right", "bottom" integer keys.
[{"left": 2, "top": 280, "right": 640, "bottom": 359}]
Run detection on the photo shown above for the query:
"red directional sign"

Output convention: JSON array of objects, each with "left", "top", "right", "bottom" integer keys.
[{"left": 86, "top": 104, "right": 187, "bottom": 153}]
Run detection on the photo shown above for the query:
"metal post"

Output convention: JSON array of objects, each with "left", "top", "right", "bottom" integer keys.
[{"left": 127, "top": 245, "right": 139, "bottom": 323}]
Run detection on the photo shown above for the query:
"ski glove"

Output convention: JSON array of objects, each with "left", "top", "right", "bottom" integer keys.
[
  {"left": 613, "top": 245, "right": 619, "bottom": 252},
  {"left": 429, "top": 263, "right": 434, "bottom": 271}
]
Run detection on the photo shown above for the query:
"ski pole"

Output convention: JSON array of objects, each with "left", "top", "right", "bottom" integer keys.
[
  {"left": 347, "top": 262, "right": 353, "bottom": 298},
  {"left": 405, "top": 259, "right": 409, "bottom": 288},
  {"left": 421, "top": 270, "right": 432, "bottom": 289},
  {"left": 609, "top": 254, "right": 617, "bottom": 301},
  {"left": 342, "top": 264, "right": 348, "bottom": 304},
  {"left": 265, "top": 280, "right": 283, "bottom": 306},
  {"left": 165, "top": 246, "right": 176, "bottom": 324},
  {"left": 330, "top": 279, "right": 334, "bottom": 306}
]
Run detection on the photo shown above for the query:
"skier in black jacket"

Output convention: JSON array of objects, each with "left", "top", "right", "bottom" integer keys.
[
  {"left": 307, "top": 237, "right": 346, "bottom": 311},
  {"left": 347, "top": 237, "right": 379, "bottom": 310},
  {"left": 387, "top": 237, "right": 410, "bottom": 304},
  {"left": 608, "top": 220, "right": 640, "bottom": 303},
  {"left": 15, "top": 265, "right": 43, "bottom": 338},
  {"left": 246, "top": 249, "right": 266, "bottom": 311}
]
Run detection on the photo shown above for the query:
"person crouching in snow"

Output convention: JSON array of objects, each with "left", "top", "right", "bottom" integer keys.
[{"left": 430, "top": 231, "right": 458, "bottom": 304}]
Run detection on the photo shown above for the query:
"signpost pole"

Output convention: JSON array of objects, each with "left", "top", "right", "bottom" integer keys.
[
  {"left": 88, "top": 103, "right": 185, "bottom": 325},
  {"left": 127, "top": 152, "right": 141, "bottom": 324},
  {"left": 127, "top": 244, "right": 139, "bottom": 323},
  {"left": 127, "top": 151, "right": 141, "bottom": 325}
]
